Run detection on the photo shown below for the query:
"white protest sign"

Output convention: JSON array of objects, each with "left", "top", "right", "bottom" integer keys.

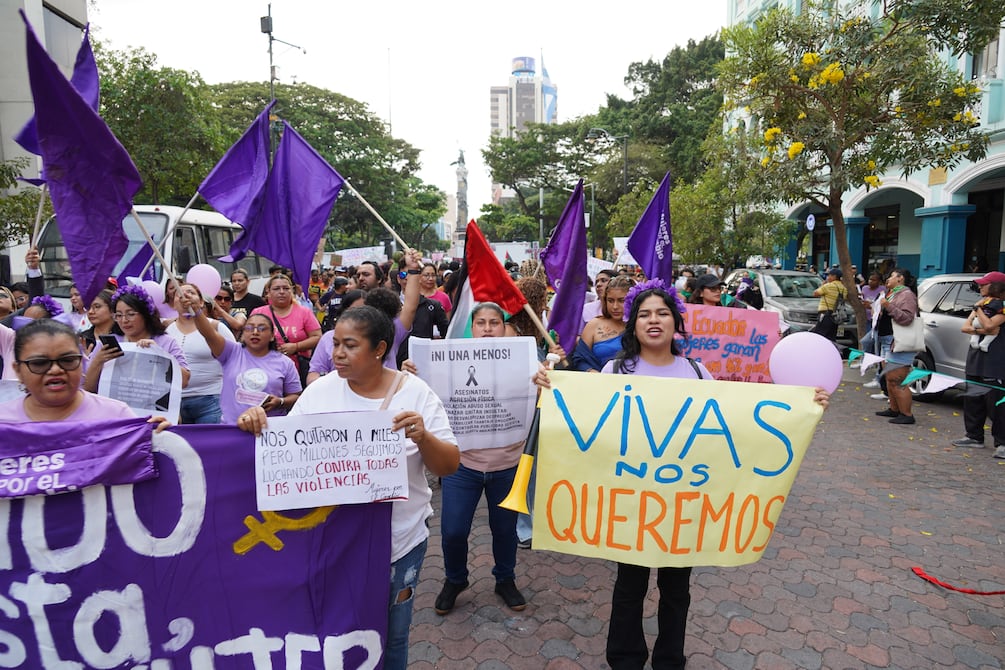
[
  {"left": 613, "top": 236, "right": 638, "bottom": 266},
  {"left": 255, "top": 411, "right": 408, "bottom": 510},
  {"left": 336, "top": 245, "right": 386, "bottom": 268},
  {"left": 409, "top": 336, "right": 537, "bottom": 451},
  {"left": 586, "top": 256, "right": 615, "bottom": 280},
  {"left": 98, "top": 341, "right": 182, "bottom": 423}
]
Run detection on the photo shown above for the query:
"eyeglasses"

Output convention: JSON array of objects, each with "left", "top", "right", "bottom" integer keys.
[
  {"left": 113, "top": 311, "right": 140, "bottom": 321},
  {"left": 243, "top": 324, "right": 270, "bottom": 333},
  {"left": 215, "top": 295, "right": 232, "bottom": 302},
  {"left": 17, "top": 355, "right": 83, "bottom": 375}
]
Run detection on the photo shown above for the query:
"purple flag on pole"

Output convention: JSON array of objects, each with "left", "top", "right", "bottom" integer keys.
[
  {"left": 540, "top": 180, "right": 588, "bottom": 352},
  {"left": 199, "top": 100, "right": 275, "bottom": 227},
  {"left": 627, "top": 172, "right": 674, "bottom": 282},
  {"left": 15, "top": 23, "right": 99, "bottom": 156},
  {"left": 223, "top": 121, "right": 344, "bottom": 290},
  {"left": 0, "top": 422, "right": 391, "bottom": 666},
  {"left": 21, "top": 11, "right": 142, "bottom": 307}
]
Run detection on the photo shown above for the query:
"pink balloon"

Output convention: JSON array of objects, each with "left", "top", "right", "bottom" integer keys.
[
  {"left": 768, "top": 331, "right": 843, "bottom": 393},
  {"left": 186, "top": 264, "right": 222, "bottom": 300},
  {"left": 141, "top": 280, "right": 164, "bottom": 307}
]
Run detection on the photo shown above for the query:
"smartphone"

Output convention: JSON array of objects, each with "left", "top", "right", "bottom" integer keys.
[{"left": 98, "top": 334, "right": 122, "bottom": 352}]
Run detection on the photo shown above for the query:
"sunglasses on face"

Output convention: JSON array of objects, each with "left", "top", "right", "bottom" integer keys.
[{"left": 17, "top": 355, "right": 84, "bottom": 375}]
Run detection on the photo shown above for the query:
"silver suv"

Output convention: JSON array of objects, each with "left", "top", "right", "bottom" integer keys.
[
  {"left": 723, "top": 269, "right": 858, "bottom": 344},
  {"left": 911, "top": 273, "right": 981, "bottom": 399}
]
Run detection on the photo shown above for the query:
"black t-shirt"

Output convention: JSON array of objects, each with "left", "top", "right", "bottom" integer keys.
[
  {"left": 396, "top": 296, "right": 448, "bottom": 367},
  {"left": 231, "top": 292, "right": 266, "bottom": 320}
]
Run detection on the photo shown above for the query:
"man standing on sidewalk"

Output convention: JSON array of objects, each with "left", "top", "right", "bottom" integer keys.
[
  {"left": 811, "top": 268, "right": 848, "bottom": 342},
  {"left": 953, "top": 271, "right": 1005, "bottom": 458}
]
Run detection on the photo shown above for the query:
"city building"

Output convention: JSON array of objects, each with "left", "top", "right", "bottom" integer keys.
[
  {"left": 0, "top": 0, "right": 88, "bottom": 280},
  {"left": 728, "top": 0, "right": 1005, "bottom": 278},
  {"left": 489, "top": 55, "right": 558, "bottom": 204}
]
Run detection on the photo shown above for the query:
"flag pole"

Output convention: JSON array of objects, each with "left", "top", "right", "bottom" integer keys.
[
  {"left": 129, "top": 208, "right": 185, "bottom": 300},
  {"left": 343, "top": 181, "right": 411, "bottom": 252},
  {"left": 30, "top": 183, "right": 48, "bottom": 248},
  {"left": 137, "top": 191, "right": 200, "bottom": 279}
]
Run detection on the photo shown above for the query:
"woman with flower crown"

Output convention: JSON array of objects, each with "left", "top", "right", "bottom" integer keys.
[{"left": 83, "top": 284, "right": 190, "bottom": 393}]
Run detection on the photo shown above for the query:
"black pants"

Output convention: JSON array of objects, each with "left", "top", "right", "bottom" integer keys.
[
  {"left": 606, "top": 563, "right": 691, "bottom": 670},
  {"left": 963, "top": 375, "right": 1005, "bottom": 446}
]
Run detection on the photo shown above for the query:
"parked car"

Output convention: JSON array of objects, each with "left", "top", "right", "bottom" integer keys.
[
  {"left": 910, "top": 273, "right": 981, "bottom": 400},
  {"left": 722, "top": 269, "right": 858, "bottom": 345}
]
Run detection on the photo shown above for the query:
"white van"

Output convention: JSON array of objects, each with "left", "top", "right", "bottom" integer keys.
[{"left": 36, "top": 205, "right": 275, "bottom": 303}]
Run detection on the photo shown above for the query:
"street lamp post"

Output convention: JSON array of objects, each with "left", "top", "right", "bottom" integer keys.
[{"left": 588, "top": 128, "right": 629, "bottom": 194}]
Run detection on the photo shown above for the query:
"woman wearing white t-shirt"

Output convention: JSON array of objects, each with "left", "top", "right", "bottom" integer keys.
[
  {"left": 166, "top": 283, "right": 236, "bottom": 424},
  {"left": 236, "top": 305, "right": 459, "bottom": 670}
]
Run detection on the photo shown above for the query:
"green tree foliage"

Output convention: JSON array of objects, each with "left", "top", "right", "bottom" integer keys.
[
  {"left": 718, "top": 0, "right": 1000, "bottom": 334},
  {"left": 96, "top": 44, "right": 223, "bottom": 205},
  {"left": 476, "top": 203, "right": 539, "bottom": 243},
  {"left": 207, "top": 82, "right": 444, "bottom": 251},
  {"left": 617, "top": 34, "right": 725, "bottom": 185},
  {"left": 0, "top": 158, "right": 51, "bottom": 249}
]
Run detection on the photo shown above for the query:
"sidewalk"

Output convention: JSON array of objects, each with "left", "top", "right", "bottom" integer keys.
[{"left": 408, "top": 367, "right": 1005, "bottom": 669}]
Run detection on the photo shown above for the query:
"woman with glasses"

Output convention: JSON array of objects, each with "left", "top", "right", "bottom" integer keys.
[
  {"left": 182, "top": 290, "right": 301, "bottom": 425},
  {"left": 250, "top": 274, "right": 322, "bottom": 387},
  {"left": 166, "top": 283, "right": 236, "bottom": 424},
  {"left": 418, "top": 262, "right": 452, "bottom": 317},
  {"left": 83, "top": 284, "right": 191, "bottom": 393},
  {"left": 211, "top": 285, "right": 246, "bottom": 338}
]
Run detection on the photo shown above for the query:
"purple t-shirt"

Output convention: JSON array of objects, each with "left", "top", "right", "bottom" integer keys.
[
  {"left": 0, "top": 392, "right": 135, "bottom": 423},
  {"left": 601, "top": 355, "right": 711, "bottom": 380},
  {"left": 308, "top": 318, "right": 408, "bottom": 376},
  {"left": 216, "top": 340, "right": 302, "bottom": 424}
]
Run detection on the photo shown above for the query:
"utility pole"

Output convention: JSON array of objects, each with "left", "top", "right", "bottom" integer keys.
[{"left": 260, "top": 4, "right": 305, "bottom": 158}]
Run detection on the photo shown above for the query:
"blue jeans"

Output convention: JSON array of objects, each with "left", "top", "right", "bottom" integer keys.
[
  {"left": 180, "top": 394, "right": 222, "bottom": 424},
  {"left": 384, "top": 539, "right": 426, "bottom": 670},
  {"left": 440, "top": 462, "right": 518, "bottom": 583}
]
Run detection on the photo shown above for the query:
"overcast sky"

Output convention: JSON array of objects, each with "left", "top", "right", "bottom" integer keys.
[{"left": 89, "top": 0, "right": 726, "bottom": 222}]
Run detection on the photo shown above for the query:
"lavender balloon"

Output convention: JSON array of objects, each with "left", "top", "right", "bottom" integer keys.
[{"left": 768, "top": 331, "right": 843, "bottom": 393}]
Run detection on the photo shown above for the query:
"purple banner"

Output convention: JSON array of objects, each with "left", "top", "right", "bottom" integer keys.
[
  {"left": 0, "top": 423, "right": 391, "bottom": 668},
  {"left": 0, "top": 417, "right": 155, "bottom": 498}
]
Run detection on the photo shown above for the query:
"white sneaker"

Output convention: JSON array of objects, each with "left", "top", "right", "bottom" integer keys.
[
  {"left": 863, "top": 380, "right": 880, "bottom": 389},
  {"left": 870, "top": 393, "right": 888, "bottom": 400},
  {"left": 994, "top": 445, "right": 1005, "bottom": 459}
]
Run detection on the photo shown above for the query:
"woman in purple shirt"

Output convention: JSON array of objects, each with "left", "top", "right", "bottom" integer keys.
[
  {"left": 0, "top": 319, "right": 166, "bottom": 426},
  {"left": 83, "top": 284, "right": 190, "bottom": 393}
]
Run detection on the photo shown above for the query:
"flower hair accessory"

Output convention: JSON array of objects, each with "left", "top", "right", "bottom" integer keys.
[
  {"left": 622, "top": 278, "right": 687, "bottom": 322},
  {"left": 30, "top": 295, "right": 64, "bottom": 317},
  {"left": 110, "top": 284, "right": 157, "bottom": 316}
]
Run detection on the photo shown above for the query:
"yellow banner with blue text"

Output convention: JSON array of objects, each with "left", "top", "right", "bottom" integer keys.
[{"left": 534, "top": 370, "right": 823, "bottom": 567}]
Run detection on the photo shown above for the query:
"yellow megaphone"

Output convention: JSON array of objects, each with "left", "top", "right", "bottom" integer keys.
[
  {"left": 500, "top": 352, "right": 556, "bottom": 514},
  {"left": 499, "top": 408, "right": 539, "bottom": 513}
]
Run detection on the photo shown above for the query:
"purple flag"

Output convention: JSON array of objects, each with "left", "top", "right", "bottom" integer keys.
[
  {"left": 0, "top": 417, "right": 155, "bottom": 498},
  {"left": 540, "top": 180, "right": 588, "bottom": 352},
  {"left": 21, "top": 11, "right": 141, "bottom": 307},
  {"left": 117, "top": 244, "right": 157, "bottom": 286},
  {"left": 199, "top": 100, "right": 275, "bottom": 226},
  {"left": 627, "top": 172, "right": 674, "bottom": 282},
  {"left": 0, "top": 423, "right": 391, "bottom": 666},
  {"left": 15, "top": 23, "right": 99, "bottom": 156},
  {"left": 223, "top": 121, "right": 344, "bottom": 290}
]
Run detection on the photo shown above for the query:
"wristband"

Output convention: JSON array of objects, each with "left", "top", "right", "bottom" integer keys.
[{"left": 407, "top": 269, "right": 422, "bottom": 275}]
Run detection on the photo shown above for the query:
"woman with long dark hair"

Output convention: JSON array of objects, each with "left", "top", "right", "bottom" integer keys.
[
  {"left": 83, "top": 284, "right": 190, "bottom": 393},
  {"left": 874, "top": 268, "right": 920, "bottom": 425}
]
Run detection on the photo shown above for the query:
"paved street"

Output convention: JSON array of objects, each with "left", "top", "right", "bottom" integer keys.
[{"left": 408, "top": 366, "right": 1005, "bottom": 669}]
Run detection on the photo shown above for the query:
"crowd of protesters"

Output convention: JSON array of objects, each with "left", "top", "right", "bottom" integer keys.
[{"left": 0, "top": 247, "right": 838, "bottom": 670}]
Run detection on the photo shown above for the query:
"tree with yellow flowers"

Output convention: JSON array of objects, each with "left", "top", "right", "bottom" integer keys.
[{"left": 718, "top": 0, "right": 1002, "bottom": 337}]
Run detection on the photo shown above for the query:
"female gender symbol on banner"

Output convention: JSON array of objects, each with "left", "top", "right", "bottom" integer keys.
[{"left": 233, "top": 506, "right": 336, "bottom": 554}]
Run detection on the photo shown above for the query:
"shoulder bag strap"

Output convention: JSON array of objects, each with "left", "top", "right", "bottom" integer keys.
[
  {"left": 268, "top": 306, "right": 290, "bottom": 344},
  {"left": 686, "top": 357, "right": 703, "bottom": 379},
  {"left": 379, "top": 371, "right": 407, "bottom": 411}
]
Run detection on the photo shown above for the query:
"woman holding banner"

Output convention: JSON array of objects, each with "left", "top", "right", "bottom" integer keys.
[
  {"left": 0, "top": 319, "right": 168, "bottom": 431},
  {"left": 235, "top": 305, "right": 458, "bottom": 670},
  {"left": 535, "top": 279, "right": 829, "bottom": 670}
]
